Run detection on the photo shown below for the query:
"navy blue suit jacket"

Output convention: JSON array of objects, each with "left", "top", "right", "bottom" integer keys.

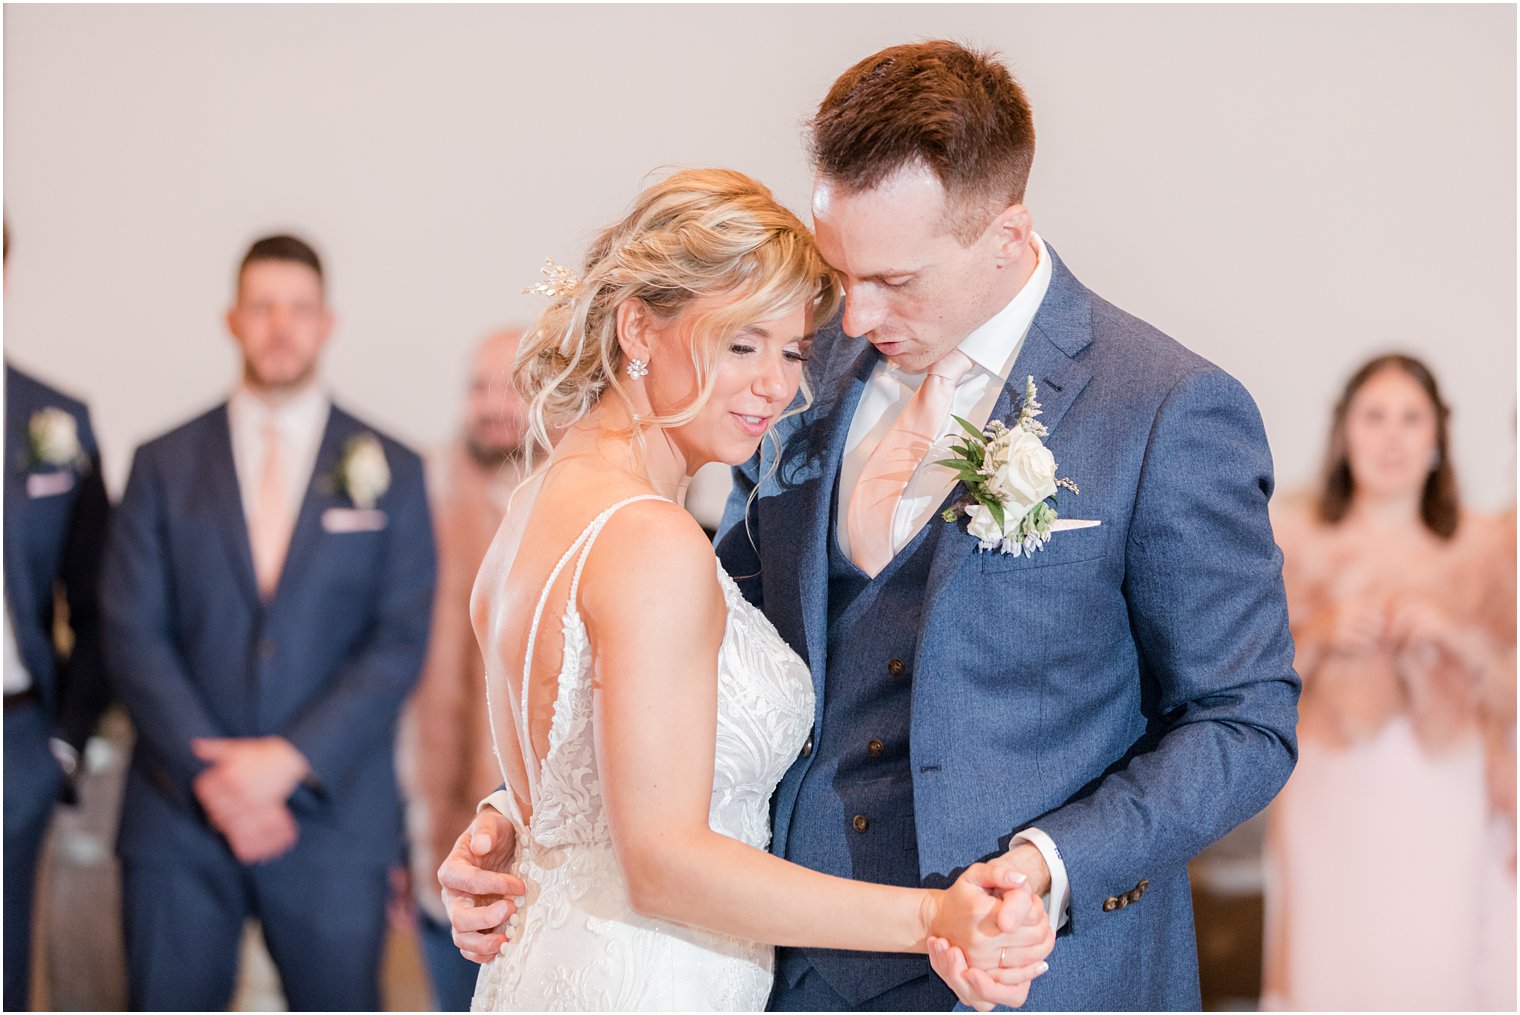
[
  {"left": 102, "top": 401, "right": 435, "bottom": 867},
  {"left": 4, "top": 363, "right": 111, "bottom": 756},
  {"left": 717, "top": 245, "right": 1300, "bottom": 1010}
]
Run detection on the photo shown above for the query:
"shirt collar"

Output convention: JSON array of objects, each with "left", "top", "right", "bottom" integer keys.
[
  {"left": 228, "top": 379, "right": 330, "bottom": 434},
  {"left": 956, "top": 232, "right": 1053, "bottom": 378},
  {"left": 884, "top": 232, "right": 1054, "bottom": 391}
]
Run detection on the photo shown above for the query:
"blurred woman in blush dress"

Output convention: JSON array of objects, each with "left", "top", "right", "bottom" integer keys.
[{"left": 1262, "top": 354, "right": 1515, "bottom": 1011}]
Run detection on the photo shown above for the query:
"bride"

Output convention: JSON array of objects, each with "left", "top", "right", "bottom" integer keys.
[{"left": 457, "top": 168, "right": 1055, "bottom": 1012}]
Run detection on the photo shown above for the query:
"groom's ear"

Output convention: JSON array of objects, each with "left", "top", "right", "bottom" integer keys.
[
  {"left": 988, "top": 204, "right": 1033, "bottom": 267},
  {"left": 614, "top": 298, "right": 655, "bottom": 364}
]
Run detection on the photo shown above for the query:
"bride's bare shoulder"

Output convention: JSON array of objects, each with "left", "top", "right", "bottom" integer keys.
[{"left": 578, "top": 498, "right": 724, "bottom": 624}]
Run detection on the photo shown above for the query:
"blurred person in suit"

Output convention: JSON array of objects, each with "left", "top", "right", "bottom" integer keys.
[
  {"left": 1262, "top": 354, "right": 1515, "bottom": 1010},
  {"left": 3, "top": 220, "right": 113, "bottom": 1011},
  {"left": 101, "top": 234, "right": 436, "bottom": 1010},
  {"left": 395, "top": 327, "right": 527, "bottom": 1010}
]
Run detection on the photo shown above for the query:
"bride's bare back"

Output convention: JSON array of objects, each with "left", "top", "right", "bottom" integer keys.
[{"left": 469, "top": 449, "right": 672, "bottom": 822}]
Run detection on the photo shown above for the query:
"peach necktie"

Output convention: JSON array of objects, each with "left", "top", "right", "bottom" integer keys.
[
  {"left": 251, "top": 419, "right": 291, "bottom": 598},
  {"left": 847, "top": 348, "right": 974, "bottom": 577}
]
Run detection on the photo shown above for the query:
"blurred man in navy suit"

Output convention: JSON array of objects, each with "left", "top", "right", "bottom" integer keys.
[
  {"left": 102, "top": 234, "right": 435, "bottom": 1010},
  {"left": 3, "top": 221, "right": 113, "bottom": 1011}
]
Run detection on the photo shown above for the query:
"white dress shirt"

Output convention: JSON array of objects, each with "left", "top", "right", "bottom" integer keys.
[
  {"left": 833, "top": 233, "right": 1071, "bottom": 929},
  {"left": 226, "top": 381, "right": 332, "bottom": 540},
  {"left": 836, "top": 233, "right": 1054, "bottom": 561}
]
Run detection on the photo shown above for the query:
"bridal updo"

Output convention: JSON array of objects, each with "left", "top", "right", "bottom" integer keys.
[{"left": 513, "top": 168, "right": 840, "bottom": 458}]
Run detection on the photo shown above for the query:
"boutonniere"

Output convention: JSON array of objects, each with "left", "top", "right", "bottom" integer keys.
[
  {"left": 335, "top": 433, "right": 391, "bottom": 510},
  {"left": 27, "top": 407, "right": 84, "bottom": 471},
  {"left": 939, "top": 377, "right": 1084, "bottom": 557}
]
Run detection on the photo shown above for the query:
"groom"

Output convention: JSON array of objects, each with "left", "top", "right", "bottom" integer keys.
[
  {"left": 442, "top": 41, "right": 1298, "bottom": 1011},
  {"left": 718, "top": 41, "right": 1298, "bottom": 1010}
]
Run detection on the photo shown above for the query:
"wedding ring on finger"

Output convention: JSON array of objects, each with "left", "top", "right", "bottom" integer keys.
[{"left": 998, "top": 946, "right": 1007, "bottom": 967}]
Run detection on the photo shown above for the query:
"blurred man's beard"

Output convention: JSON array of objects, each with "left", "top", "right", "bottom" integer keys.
[
  {"left": 465, "top": 437, "right": 523, "bottom": 468},
  {"left": 244, "top": 358, "right": 317, "bottom": 396}
]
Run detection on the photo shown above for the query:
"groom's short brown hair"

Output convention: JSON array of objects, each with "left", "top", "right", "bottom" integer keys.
[{"left": 808, "top": 40, "right": 1036, "bottom": 242}]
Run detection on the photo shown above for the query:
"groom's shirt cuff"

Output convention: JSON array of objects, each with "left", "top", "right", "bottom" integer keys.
[
  {"left": 1012, "top": 827, "right": 1070, "bottom": 931},
  {"left": 480, "top": 789, "right": 513, "bottom": 816}
]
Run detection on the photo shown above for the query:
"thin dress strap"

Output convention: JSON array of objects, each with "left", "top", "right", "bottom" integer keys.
[{"left": 517, "top": 494, "right": 668, "bottom": 801}]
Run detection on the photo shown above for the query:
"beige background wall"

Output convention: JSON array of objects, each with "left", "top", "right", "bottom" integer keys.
[{"left": 4, "top": 4, "right": 1515, "bottom": 510}]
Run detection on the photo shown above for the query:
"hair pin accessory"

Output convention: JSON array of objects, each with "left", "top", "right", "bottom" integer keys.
[{"left": 523, "top": 257, "right": 580, "bottom": 300}]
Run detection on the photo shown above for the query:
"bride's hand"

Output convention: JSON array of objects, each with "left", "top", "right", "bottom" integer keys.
[
  {"left": 925, "top": 864, "right": 1055, "bottom": 1009},
  {"left": 439, "top": 808, "right": 527, "bottom": 963}
]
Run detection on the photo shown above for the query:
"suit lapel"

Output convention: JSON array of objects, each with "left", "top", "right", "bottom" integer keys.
[
  {"left": 924, "top": 247, "right": 1096, "bottom": 597},
  {"left": 797, "top": 336, "right": 880, "bottom": 674},
  {"left": 204, "top": 406, "right": 263, "bottom": 609},
  {"left": 266, "top": 404, "right": 344, "bottom": 604}
]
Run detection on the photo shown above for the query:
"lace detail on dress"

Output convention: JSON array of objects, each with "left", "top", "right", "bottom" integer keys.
[
  {"left": 527, "top": 612, "right": 605, "bottom": 846},
  {"left": 472, "top": 499, "right": 814, "bottom": 1012}
]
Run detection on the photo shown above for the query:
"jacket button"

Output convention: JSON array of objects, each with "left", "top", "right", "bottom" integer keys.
[
  {"left": 852, "top": 814, "right": 869, "bottom": 833},
  {"left": 887, "top": 658, "right": 905, "bottom": 677},
  {"left": 258, "top": 639, "right": 275, "bottom": 660},
  {"left": 800, "top": 734, "right": 814, "bottom": 759},
  {"left": 867, "top": 739, "right": 884, "bottom": 758},
  {"left": 1103, "top": 897, "right": 1119, "bottom": 912}
]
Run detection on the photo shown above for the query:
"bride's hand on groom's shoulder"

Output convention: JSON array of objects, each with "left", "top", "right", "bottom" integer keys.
[
  {"left": 926, "top": 863, "right": 1055, "bottom": 1010},
  {"left": 438, "top": 808, "right": 528, "bottom": 964}
]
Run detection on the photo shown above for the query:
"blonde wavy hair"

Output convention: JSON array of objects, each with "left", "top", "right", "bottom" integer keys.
[{"left": 514, "top": 168, "right": 840, "bottom": 466}]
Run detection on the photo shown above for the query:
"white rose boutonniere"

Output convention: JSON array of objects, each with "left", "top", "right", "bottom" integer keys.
[
  {"left": 939, "top": 376, "right": 1082, "bottom": 557},
  {"left": 28, "top": 408, "right": 83, "bottom": 469},
  {"left": 337, "top": 433, "right": 391, "bottom": 510}
]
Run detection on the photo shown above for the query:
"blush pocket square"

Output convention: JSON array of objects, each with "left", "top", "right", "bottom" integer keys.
[
  {"left": 26, "top": 471, "right": 76, "bottom": 498},
  {"left": 321, "top": 507, "right": 388, "bottom": 533}
]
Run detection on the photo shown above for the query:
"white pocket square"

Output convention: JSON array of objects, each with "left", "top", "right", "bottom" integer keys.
[
  {"left": 321, "top": 507, "right": 388, "bottom": 533},
  {"left": 1049, "top": 518, "right": 1101, "bottom": 531},
  {"left": 26, "top": 471, "right": 76, "bottom": 499}
]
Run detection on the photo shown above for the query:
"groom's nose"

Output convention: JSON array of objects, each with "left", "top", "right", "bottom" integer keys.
[{"left": 840, "top": 284, "right": 888, "bottom": 339}]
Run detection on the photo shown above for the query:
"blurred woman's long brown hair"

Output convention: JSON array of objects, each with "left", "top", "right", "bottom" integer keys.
[{"left": 1317, "top": 353, "right": 1460, "bottom": 538}]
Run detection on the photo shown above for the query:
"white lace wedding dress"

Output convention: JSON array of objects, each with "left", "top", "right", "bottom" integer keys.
[{"left": 470, "top": 495, "right": 814, "bottom": 1011}]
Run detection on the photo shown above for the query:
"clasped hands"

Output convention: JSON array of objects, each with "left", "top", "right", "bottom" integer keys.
[
  {"left": 1327, "top": 594, "right": 1463, "bottom": 662},
  {"left": 191, "top": 736, "right": 310, "bottom": 865},
  {"left": 925, "top": 861, "right": 1057, "bottom": 1011},
  {"left": 439, "top": 809, "right": 1056, "bottom": 1011}
]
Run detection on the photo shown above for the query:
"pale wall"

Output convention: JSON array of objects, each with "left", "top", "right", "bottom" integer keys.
[{"left": 4, "top": 4, "right": 1514, "bottom": 509}]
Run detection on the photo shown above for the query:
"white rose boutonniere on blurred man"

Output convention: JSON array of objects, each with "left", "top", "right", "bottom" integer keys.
[
  {"left": 338, "top": 433, "right": 391, "bottom": 510},
  {"left": 28, "top": 407, "right": 83, "bottom": 470}
]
